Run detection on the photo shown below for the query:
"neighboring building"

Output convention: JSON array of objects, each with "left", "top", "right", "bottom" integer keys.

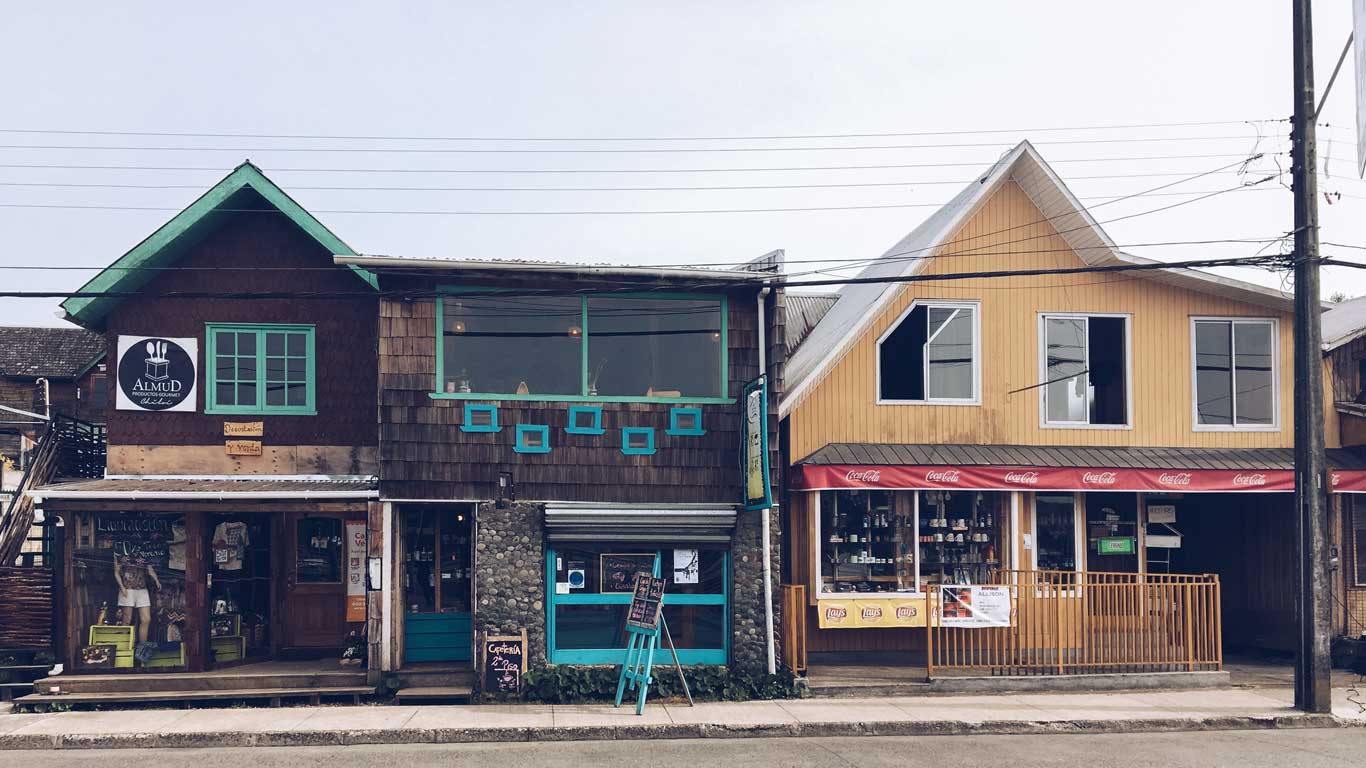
[
  {"left": 339, "top": 251, "right": 785, "bottom": 690},
  {"left": 1320, "top": 297, "right": 1366, "bottom": 642},
  {"left": 0, "top": 325, "right": 107, "bottom": 468},
  {"left": 779, "top": 141, "right": 1366, "bottom": 665},
  {"left": 30, "top": 163, "right": 382, "bottom": 683}
]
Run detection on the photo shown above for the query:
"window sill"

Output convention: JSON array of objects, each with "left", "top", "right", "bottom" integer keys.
[
  {"left": 205, "top": 407, "right": 317, "bottom": 416},
  {"left": 430, "top": 392, "right": 734, "bottom": 405},
  {"left": 1192, "top": 424, "right": 1281, "bottom": 432},
  {"left": 1040, "top": 422, "right": 1133, "bottom": 430},
  {"left": 876, "top": 398, "right": 980, "bottom": 407}
]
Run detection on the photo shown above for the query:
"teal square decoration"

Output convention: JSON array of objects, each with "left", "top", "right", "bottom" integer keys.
[
  {"left": 515, "top": 424, "right": 552, "bottom": 454},
  {"left": 460, "top": 403, "right": 501, "bottom": 433},
  {"left": 666, "top": 406, "right": 705, "bottom": 436},
  {"left": 565, "top": 405, "right": 605, "bottom": 435},
  {"left": 621, "top": 427, "right": 656, "bottom": 456}
]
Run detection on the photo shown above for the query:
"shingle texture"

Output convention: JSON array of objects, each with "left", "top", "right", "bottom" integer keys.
[{"left": 0, "top": 326, "right": 105, "bottom": 379}]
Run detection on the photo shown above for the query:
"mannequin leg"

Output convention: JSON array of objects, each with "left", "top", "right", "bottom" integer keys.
[
  {"left": 136, "top": 606, "right": 152, "bottom": 644},
  {"left": 118, "top": 606, "right": 132, "bottom": 626}
]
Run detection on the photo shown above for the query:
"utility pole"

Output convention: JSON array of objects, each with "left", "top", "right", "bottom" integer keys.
[{"left": 1290, "top": 0, "right": 1332, "bottom": 714}]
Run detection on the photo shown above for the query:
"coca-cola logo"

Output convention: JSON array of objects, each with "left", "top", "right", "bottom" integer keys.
[
  {"left": 1004, "top": 471, "right": 1039, "bottom": 485},
  {"left": 825, "top": 607, "right": 848, "bottom": 621},
  {"left": 845, "top": 469, "right": 882, "bottom": 483},
  {"left": 1233, "top": 473, "right": 1267, "bottom": 487},
  {"left": 1082, "top": 471, "right": 1119, "bottom": 486},
  {"left": 1157, "top": 472, "right": 1192, "bottom": 486},
  {"left": 925, "top": 470, "right": 962, "bottom": 483},
  {"left": 1331, "top": 473, "right": 1341, "bottom": 487},
  {"left": 895, "top": 605, "right": 918, "bottom": 620},
  {"left": 861, "top": 605, "right": 883, "bottom": 620}
]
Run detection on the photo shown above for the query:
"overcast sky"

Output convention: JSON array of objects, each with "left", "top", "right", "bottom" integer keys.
[{"left": 2, "top": 1, "right": 1365, "bottom": 327}]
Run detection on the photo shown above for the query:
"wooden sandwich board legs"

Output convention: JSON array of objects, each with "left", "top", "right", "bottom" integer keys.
[{"left": 614, "top": 625, "right": 659, "bottom": 715}]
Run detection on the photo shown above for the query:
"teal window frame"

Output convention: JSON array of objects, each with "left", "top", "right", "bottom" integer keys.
[
  {"left": 460, "top": 403, "right": 501, "bottom": 433},
  {"left": 621, "top": 427, "right": 656, "bottom": 455},
  {"left": 666, "top": 406, "right": 705, "bottom": 436},
  {"left": 544, "top": 548, "right": 729, "bottom": 665},
  {"left": 433, "top": 289, "right": 732, "bottom": 404},
  {"left": 565, "top": 405, "right": 605, "bottom": 435},
  {"left": 205, "top": 323, "right": 316, "bottom": 415},
  {"left": 514, "top": 424, "right": 552, "bottom": 454}
]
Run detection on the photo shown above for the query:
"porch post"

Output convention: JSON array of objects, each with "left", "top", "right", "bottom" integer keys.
[{"left": 183, "top": 510, "right": 206, "bottom": 672}]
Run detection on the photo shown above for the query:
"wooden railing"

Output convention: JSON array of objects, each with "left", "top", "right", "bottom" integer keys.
[
  {"left": 927, "top": 570, "right": 1222, "bottom": 677},
  {"left": 781, "top": 584, "right": 808, "bottom": 673}
]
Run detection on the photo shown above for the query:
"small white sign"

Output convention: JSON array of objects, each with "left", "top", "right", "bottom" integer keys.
[
  {"left": 673, "top": 549, "right": 700, "bottom": 584},
  {"left": 555, "top": 583, "right": 571, "bottom": 595},
  {"left": 1148, "top": 505, "right": 1177, "bottom": 524}
]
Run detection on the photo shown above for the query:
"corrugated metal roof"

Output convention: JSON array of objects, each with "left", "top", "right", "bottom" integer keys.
[
  {"left": 784, "top": 292, "right": 840, "bottom": 356},
  {"left": 33, "top": 477, "right": 378, "bottom": 496},
  {"left": 1322, "top": 294, "right": 1366, "bottom": 351},
  {"left": 796, "top": 442, "right": 1366, "bottom": 471}
]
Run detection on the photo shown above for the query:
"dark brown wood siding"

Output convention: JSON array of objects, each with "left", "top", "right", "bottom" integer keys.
[
  {"left": 103, "top": 210, "right": 377, "bottom": 449},
  {"left": 378, "top": 280, "right": 782, "bottom": 503}
]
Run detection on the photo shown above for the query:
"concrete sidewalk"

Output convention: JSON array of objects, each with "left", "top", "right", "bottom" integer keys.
[{"left": 1, "top": 686, "right": 1363, "bottom": 750}]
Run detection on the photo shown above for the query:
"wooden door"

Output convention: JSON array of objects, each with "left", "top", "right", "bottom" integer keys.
[{"left": 281, "top": 512, "right": 356, "bottom": 651}]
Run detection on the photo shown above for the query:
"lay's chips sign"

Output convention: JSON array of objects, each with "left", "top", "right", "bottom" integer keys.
[{"left": 817, "top": 598, "right": 928, "bottom": 629}]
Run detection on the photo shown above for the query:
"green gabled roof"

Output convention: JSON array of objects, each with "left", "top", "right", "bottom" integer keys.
[{"left": 61, "top": 161, "right": 376, "bottom": 328}]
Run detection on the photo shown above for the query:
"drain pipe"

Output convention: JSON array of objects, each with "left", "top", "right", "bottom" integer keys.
[{"left": 757, "top": 286, "right": 776, "bottom": 675}]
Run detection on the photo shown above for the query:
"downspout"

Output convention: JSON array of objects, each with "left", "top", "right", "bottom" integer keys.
[{"left": 757, "top": 286, "right": 776, "bottom": 675}]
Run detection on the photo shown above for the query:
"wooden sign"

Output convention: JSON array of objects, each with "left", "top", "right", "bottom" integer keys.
[
  {"left": 600, "top": 553, "right": 655, "bottom": 593},
  {"left": 223, "top": 421, "right": 264, "bottom": 437},
  {"left": 625, "top": 574, "right": 666, "bottom": 631},
  {"left": 482, "top": 631, "right": 526, "bottom": 694},
  {"left": 225, "top": 440, "right": 263, "bottom": 456}
]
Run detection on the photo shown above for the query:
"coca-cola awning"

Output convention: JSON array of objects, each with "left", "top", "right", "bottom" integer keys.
[{"left": 792, "top": 443, "right": 1366, "bottom": 493}]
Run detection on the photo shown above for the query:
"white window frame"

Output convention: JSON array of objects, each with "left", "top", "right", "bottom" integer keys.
[
  {"left": 1028, "top": 491, "right": 1086, "bottom": 573},
  {"left": 875, "top": 299, "right": 982, "bottom": 406},
  {"left": 1037, "top": 312, "right": 1134, "bottom": 430},
  {"left": 1190, "top": 316, "right": 1281, "bottom": 432}
]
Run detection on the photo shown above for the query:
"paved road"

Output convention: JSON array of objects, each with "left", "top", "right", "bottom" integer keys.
[{"left": 11, "top": 729, "right": 1366, "bottom": 767}]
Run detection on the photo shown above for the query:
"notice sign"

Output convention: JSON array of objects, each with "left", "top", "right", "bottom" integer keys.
[
  {"left": 940, "top": 585, "right": 1012, "bottom": 628},
  {"left": 600, "top": 553, "right": 655, "bottom": 593},
  {"left": 482, "top": 633, "right": 526, "bottom": 694},
  {"left": 116, "top": 336, "right": 198, "bottom": 412},
  {"left": 740, "top": 376, "right": 773, "bottom": 511},
  {"left": 626, "top": 574, "right": 666, "bottom": 631},
  {"left": 223, "top": 421, "right": 264, "bottom": 437},
  {"left": 345, "top": 521, "right": 366, "bottom": 622}
]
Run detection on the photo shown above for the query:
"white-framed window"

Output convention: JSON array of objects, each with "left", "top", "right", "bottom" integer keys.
[
  {"left": 1030, "top": 492, "right": 1084, "bottom": 572},
  {"left": 1191, "top": 317, "right": 1278, "bottom": 431},
  {"left": 1038, "top": 313, "right": 1132, "bottom": 428},
  {"left": 877, "top": 300, "right": 981, "bottom": 404}
]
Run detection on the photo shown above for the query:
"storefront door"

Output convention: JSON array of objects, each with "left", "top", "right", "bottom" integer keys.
[
  {"left": 401, "top": 506, "right": 473, "bottom": 663},
  {"left": 206, "top": 513, "right": 271, "bottom": 666},
  {"left": 1085, "top": 493, "right": 1140, "bottom": 573},
  {"left": 280, "top": 512, "right": 358, "bottom": 651}
]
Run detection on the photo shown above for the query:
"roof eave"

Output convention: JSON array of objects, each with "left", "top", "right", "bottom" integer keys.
[{"left": 334, "top": 254, "right": 768, "bottom": 283}]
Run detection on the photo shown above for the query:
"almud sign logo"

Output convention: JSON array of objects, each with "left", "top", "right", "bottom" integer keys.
[
  {"left": 1082, "top": 471, "right": 1119, "bottom": 486},
  {"left": 116, "top": 336, "right": 196, "bottom": 412},
  {"left": 1158, "top": 473, "right": 1193, "bottom": 486},
  {"left": 1004, "top": 471, "right": 1039, "bottom": 485}
]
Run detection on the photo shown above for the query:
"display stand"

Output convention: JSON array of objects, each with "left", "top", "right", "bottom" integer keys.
[{"left": 613, "top": 623, "right": 660, "bottom": 715}]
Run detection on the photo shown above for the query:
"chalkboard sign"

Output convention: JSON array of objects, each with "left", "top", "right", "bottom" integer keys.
[
  {"left": 600, "top": 553, "right": 655, "bottom": 593},
  {"left": 626, "top": 574, "right": 666, "bottom": 631},
  {"left": 482, "top": 633, "right": 526, "bottom": 694}
]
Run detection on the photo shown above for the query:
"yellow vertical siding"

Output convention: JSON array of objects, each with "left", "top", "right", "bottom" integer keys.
[{"left": 789, "top": 180, "right": 1296, "bottom": 460}]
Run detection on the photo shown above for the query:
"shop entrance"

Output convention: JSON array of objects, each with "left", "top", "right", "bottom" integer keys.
[
  {"left": 280, "top": 512, "right": 363, "bottom": 653},
  {"left": 1085, "top": 492, "right": 1139, "bottom": 573},
  {"left": 401, "top": 506, "right": 473, "bottom": 663},
  {"left": 206, "top": 513, "right": 271, "bottom": 666}
]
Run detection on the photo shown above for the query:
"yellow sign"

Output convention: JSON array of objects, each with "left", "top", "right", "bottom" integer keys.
[
  {"left": 223, "top": 421, "right": 264, "bottom": 437},
  {"left": 817, "top": 598, "right": 929, "bottom": 629},
  {"left": 225, "top": 440, "right": 263, "bottom": 456}
]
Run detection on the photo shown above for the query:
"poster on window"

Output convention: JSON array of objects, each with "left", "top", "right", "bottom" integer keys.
[
  {"left": 345, "top": 521, "right": 366, "bottom": 623},
  {"left": 939, "top": 585, "right": 1012, "bottom": 628},
  {"left": 741, "top": 376, "right": 772, "bottom": 511},
  {"left": 115, "top": 336, "right": 198, "bottom": 412}
]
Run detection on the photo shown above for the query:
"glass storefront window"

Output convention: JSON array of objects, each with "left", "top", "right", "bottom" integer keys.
[
  {"left": 296, "top": 517, "right": 342, "bottom": 583},
  {"left": 1034, "top": 494, "right": 1078, "bottom": 571},
  {"left": 818, "top": 490, "right": 915, "bottom": 594},
  {"left": 546, "top": 543, "right": 727, "bottom": 664},
  {"left": 917, "top": 490, "right": 1003, "bottom": 588}
]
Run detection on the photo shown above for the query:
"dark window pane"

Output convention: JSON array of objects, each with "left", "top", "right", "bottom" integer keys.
[
  {"left": 287, "top": 333, "right": 306, "bottom": 357},
  {"left": 237, "top": 332, "right": 255, "bottom": 356},
  {"left": 879, "top": 305, "right": 926, "bottom": 400},
  {"left": 660, "top": 604, "right": 724, "bottom": 649},
  {"left": 266, "top": 382, "right": 286, "bottom": 406},
  {"left": 216, "top": 360, "right": 236, "bottom": 382},
  {"left": 1046, "top": 318, "right": 1087, "bottom": 422},
  {"left": 587, "top": 298, "right": 722, "bottom": 398},
  {"left": 237, "top": 382, "right": 257, "bottom": 407},
  {"left": 266, "top": 332, "right": 286, "bottom": 356},
  {"left": 266, "top": 357, "right": 286, "bottom": 381},
  {"left": 1035, "top": 494, "right": 1077, "bottom": 571},
  {"left": 554, "top": 604, "right": 628, "bottom": 650},
  {"left": 926, "top": 307, "right": 974, "bottom": 399},
  {"left": 1234, "top": 322, "right": 1274, "bottom": 425},
  {"left": 442, "top": 295, "right": 582, "bottom": 395},
  {"left": 1087, "top": 317, "right": 1127, "bottom": 425},
  {"left": 236, "top": 356, "right": 257, "bottom": 381},
  {"left": 286, "top": 383, "right": 307, "bottom": 407},
  {"left": 217, "top": 332, "right": 236, "bottom": 355},
  {"left": 296, "top": 518, "right": 342, "bottom": 583},
  {"left": 90, "top": 376, "right": 108, "bottom": 408},
  {"left": 216, "top": 382, "right": 236, "bottom": 406},
  {"left": 1195, "top": 321, "right": 1233, "bottom": 425},
  {"left": 287, "top": 357, "right": 307, "bottom": 380}
]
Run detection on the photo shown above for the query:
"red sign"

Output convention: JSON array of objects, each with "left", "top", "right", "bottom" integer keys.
[{"left": 790, "top": 464, "right": 1340, "bottom": 493}]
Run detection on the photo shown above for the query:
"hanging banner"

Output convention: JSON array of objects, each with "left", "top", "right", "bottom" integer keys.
[
  {"left": 940, "top": 585, "right": 1012, "bottom": 628},
  {"left": 345, "top": 520, "right": 366, "bottom": 623},
  {"left": 816, "top": 598, "right": 928, "bottom": 629},
  {"left": 115, "top": 336, "right": 198, "bottom": 412},
  {"left": 794, "top": 463, "right": 1301, "bottom": 493},
  {"left": 740, "top": 376, "right": 773, "bottom": 511}
]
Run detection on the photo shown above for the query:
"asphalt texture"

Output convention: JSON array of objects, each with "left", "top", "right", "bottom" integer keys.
[{"left": 11, "top": 729, "right": 1366, "bottom": 767}]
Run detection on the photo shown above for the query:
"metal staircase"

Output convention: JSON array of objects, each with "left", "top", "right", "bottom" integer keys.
[{"left": 0, "top": 414, "right": 105, "bottom": 565}]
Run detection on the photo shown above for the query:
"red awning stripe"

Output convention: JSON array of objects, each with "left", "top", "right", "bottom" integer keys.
[{"left": 791, "top": 464, "right": 1366, "bottom": 493}]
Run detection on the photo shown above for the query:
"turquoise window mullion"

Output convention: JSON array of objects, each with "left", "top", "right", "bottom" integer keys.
[{"left": 205, "top": 323, "right": 317, "bottom": 416}]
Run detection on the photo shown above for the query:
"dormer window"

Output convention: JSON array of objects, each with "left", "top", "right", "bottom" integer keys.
[{"left": 877, "top": 301, "right": 980, "bottom": 404}]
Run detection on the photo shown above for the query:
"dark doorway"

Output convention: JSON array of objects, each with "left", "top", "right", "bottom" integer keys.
[
  {"left": 1085, "top": 492, "right": 1139, "bottom": 573},
  {"left": 401, "top": 506, "right": 473, "bottom": 663}
]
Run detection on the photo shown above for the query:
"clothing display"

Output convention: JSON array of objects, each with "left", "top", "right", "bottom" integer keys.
[
  {"left": 118, "top": 588, "right": 151, "bottom": 608},
  {"left": 119, "top": 562, "right": 149, "bottom": 590},
  {"left": 212, "top": 521, "right": 250, "bottom": 571},
  {"left": 168, "top": 520, "right": 187, "bottom": 571}
]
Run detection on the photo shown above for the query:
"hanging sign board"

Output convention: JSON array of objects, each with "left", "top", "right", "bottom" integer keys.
[
  {"left": 600, "top": 553, "right": 655, "bottom": 593},
  {"left": 740, "top": 376, "right": 773, "bottom": 511},
  {"left": 1097, "top": 537, "right": 1136, "bottom": 555},
  {"left": 817, "top": 598, "right": 928, "bottom": 629},
  {"left": 625, "top": 574, "right": 666, "bottom": 631},
  {"left": 482, "top": 632, "right": 526, "bottom": 694},
  {"left": 345, "top": 521, "right": 366, "bottom": 622},
  {"left": 939, "top": 585, "right": 1012, "bottom": 628},
  {"left": 1147, "top": 505, "right": 1177, "bottom": 524},
  {"left": 224, "top": 440, "right": 263, "bottom": 456},
  {"left": 115, "top": 336, "right": 198, "bottom": 412},
  {"left": 223, "top": 421, "right": 264, "bottom": 437}
]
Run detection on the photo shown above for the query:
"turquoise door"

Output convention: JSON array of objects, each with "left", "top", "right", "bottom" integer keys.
[{"left": 402, "top": 507, "right": 473, "bottom": 663}]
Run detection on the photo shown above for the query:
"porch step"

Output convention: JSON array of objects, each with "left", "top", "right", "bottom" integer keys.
[
  {"left": 13, "top": 685, "right": 374, "bottom": 710},
  {"left": 393, "top": 685, "right": 472, "bottom": 703},
  {"left": 395, "top": 665, "right": 473, "bottom": 689},
  {"left": 34, "top": 670, "right": 369, "bottom": 694}
]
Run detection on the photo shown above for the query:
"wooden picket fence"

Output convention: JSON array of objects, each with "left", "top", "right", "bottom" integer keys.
[{"left": 928, "top": 570, "right": 1222, "bottom": 677}]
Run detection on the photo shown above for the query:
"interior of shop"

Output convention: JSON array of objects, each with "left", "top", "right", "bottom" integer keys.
[{"left": 401, "top": 505, "right": 474, "bottom": 663}]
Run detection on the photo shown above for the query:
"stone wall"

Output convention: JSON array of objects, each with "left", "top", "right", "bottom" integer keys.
[
  {"left": 729, "top": 506, "right": 783, "bottom": 673},
  {"left": 474, "top": 500, "right": 548, "bottom": 686}
]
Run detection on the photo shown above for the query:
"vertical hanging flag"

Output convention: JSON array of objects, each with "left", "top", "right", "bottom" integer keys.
[
  {"left": 345, "top": 521, "right": 366, "bottom": 623},
  {"left": 740, "top": 376, "right": 773, "bottom": 511}
]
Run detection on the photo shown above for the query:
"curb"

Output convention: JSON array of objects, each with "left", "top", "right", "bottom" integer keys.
[{"left": 0, "top": 713, "right": 1356, "bottom": 750}]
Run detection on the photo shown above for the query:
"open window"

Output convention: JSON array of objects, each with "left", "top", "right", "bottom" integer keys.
[
  {"left": 877, "top": 301, "right": 979, "bottom": 403},
  {"left": 1192, "top": 318, "right": 1277, "bottom": 429},
  {"left": 1041, "top": 314, "right": 1129, "bottom": 426}
]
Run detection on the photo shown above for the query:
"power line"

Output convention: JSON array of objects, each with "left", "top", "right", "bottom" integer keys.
[{"left": 0, "top": 119, "right": 1285, "bottom": 143}]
